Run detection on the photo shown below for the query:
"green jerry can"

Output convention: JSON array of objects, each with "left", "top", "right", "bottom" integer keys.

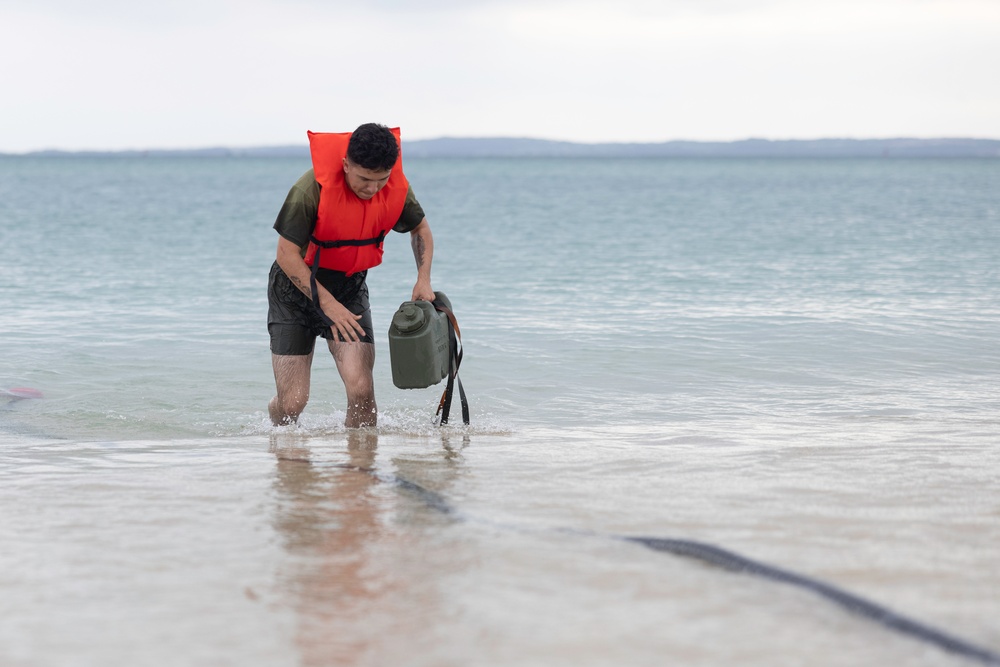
[{"left": 388, "top": 292, "right": 453, "bottom": 389}]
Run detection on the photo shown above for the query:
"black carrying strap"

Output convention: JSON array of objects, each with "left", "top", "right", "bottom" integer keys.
[
  {"left": 307, "top": 232, "right": 387, "bottom": 327},
  {"left": 433, "top": 300, "right": 470, "bottom": 426}
]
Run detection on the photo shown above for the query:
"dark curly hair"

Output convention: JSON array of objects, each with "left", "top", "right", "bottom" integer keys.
[{"left": 346, "top": 123, "right": 399, "bottom": 171}]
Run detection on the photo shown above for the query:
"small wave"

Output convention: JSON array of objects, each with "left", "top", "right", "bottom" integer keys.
[{"left": 236, "top": 407, "right": 514, "bottom": 439}]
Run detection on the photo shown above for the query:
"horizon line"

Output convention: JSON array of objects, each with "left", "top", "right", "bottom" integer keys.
[{"left": 3, "top": 135, "right": 999, "bottom": 158}]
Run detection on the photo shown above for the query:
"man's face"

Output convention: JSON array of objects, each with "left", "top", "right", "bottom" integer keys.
[{"left": 343, "top": 158, "right": 392, "bottom": 200}]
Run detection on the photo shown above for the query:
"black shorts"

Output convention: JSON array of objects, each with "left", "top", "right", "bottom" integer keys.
[{"left": 267, "top": 261, "right": 374, "bottom": 355}]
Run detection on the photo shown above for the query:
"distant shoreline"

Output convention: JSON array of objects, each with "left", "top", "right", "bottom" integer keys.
[{"left": 4, "top": 137, "right": 999, "bottom": 158}]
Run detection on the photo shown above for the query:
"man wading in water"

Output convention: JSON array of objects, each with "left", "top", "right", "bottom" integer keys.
[{"left": 266, "top": 123, "right": 435, "bottom": 427}]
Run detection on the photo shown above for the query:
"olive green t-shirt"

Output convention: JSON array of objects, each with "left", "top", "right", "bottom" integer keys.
[{"left": 272, "top": 168, "right": 426, "bottom": 250}]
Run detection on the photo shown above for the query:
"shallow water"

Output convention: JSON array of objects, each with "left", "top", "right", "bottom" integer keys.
[{"left": 1, "top": 156, "right": 999, "bottom": 665}]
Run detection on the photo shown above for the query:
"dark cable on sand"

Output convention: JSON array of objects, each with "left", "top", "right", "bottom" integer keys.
[
  {"left": 388, "top": 472, "right": 1000, "bottom": 666},
  {"left": 624, "top": 536, "right": 1000, "bottom": 665}
]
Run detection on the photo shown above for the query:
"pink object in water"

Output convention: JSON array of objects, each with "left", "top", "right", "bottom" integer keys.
[{"left": 2, "top": 387, "right": 44, "bottom": 400}]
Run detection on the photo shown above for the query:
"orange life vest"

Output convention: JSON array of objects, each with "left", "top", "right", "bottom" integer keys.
[{"left": 304, "top": 128, "right": 409, "bottom": 277}]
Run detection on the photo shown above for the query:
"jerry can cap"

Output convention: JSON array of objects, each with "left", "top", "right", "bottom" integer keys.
[{"left": 392, "top": 303, "right": 426, "bottom": 333}]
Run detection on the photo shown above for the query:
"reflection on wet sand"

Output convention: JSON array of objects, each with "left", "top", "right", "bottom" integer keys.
[{"left": 269, "top": 431, "right": 469, "bottom": 666}]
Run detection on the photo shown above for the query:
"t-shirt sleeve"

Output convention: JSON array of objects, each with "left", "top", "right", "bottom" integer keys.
[
  {"left": 393, "top": 185, "right": 426, "bottom": 233},
  {"left": 272, "top": 169, "right": 320, "bottom": 248}
]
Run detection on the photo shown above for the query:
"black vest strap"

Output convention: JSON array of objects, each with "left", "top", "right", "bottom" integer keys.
[{"left": 309, "top": 230, "right": 387, "bottom": 250}]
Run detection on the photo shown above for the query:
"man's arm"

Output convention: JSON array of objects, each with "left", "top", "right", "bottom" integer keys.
[
  {"left": 274, "top": 236, "right": 367, "bottom": 342},
  {"left": 409, "top": 218, "right": 435, "bottom": 301}
]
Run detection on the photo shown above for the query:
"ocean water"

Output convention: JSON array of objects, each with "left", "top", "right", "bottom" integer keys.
[{"left": 1, "top": 154, "right": 998, "bottom": 666}]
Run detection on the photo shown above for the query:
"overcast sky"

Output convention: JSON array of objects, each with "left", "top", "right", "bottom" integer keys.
[{"left": 1, "top": 0, "right": 998, "bottom": 152}]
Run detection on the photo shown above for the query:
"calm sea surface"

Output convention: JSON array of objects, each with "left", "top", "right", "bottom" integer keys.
[{"left": 1, "top": 155, "right": 998, "bottom": 666}]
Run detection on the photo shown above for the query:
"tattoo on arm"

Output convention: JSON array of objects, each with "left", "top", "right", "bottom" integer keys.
[
  {"left": 412, "top": 235, "right": 426, "bottom": 268},
  {"left": 290, "top": 275, "right": 311, "bottom": 297}
]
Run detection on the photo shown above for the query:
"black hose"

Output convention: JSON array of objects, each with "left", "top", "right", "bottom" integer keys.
[
  {"left": 390, "top": 473, "right": 1000, "bottom": 666},
  {"left": 625, "top": 536, "right": 1000, "bottom": 666}
]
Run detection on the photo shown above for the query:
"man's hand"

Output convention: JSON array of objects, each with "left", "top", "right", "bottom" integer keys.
[
  {"left": 412, "top": 278, "right": 435, "bottom": 302},
  {"left": 321, "top": 296, "right": 367, "bottom": 342}
]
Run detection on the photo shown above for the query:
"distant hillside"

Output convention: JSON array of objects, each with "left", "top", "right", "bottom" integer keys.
[
  {"left": 403, "top": 137, "right": 1000, "bottom": 158},
  {"left": 9, "top": 137, "right": 1000, "bottom": 158}
]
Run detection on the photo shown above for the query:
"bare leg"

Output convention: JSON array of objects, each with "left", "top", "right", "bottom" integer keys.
[
  {"left": 270, "top": 351, "right": 314, "bottom": 425},
  {"left": 328, "top": 339, "right": 377, "bottom": 428}
]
